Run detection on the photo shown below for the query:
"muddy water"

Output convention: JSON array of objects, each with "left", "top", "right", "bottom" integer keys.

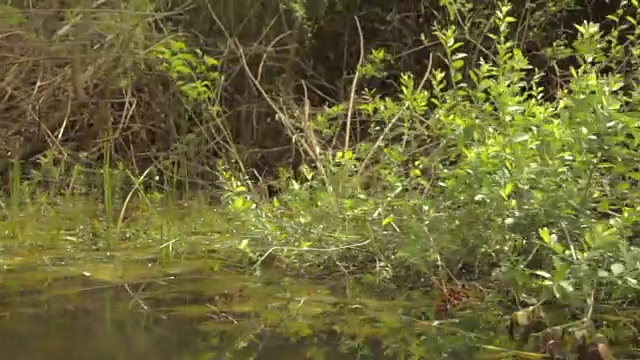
[
  {"left": 0, "top": 306, "right": 369, "bottom": 360},
  {"left": 0, "top": 272, "right": 397, "bottom": 360},
  {"left": 8, "top": 269, "right": 627, "bottom": 360},
  {"left": 0, "top": 264, "right": 637, "bottom": 360},
  {"left": 0, "top": 309, "right": 206, "bottom": 360}
]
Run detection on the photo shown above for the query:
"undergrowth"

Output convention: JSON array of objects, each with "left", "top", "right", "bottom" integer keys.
[{"left": 1, "top": 0, "right": 640, "bottom": 355}]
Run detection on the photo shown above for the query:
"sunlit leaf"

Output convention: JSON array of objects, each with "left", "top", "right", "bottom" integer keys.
[
  {"left": 533, "top": 270, "right": 552, "bottom": 279},
  {"left": 597, "top": 269, "right": 609, "bottom": 277},
  {"left": 610, "top": 263, "right": 625, "bottom": 276},
  {"left": 513, "top": 133, "right": 530, "bottom": 143},
  {"left": 539, "top": 227, "right": 550, "bottom": 243}
]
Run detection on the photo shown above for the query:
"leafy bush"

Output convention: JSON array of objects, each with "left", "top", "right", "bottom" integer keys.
[
  {"left": 2, "top": 0, "right": 640, "bottom": 334},
  {"left": 198, "top": 1, "right": 640, "bottom": 313}
]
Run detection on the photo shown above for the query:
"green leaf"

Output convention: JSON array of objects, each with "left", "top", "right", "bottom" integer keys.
[
  {"left": 615, "top": 182, "right": 630, "bottom": 192},
  {"left": 503, "top": 182, "right": 514, "bottom": 197},
  {"left": 452, "top": 59, "right": 465, "bottom": 70},
  {"left": 610, "top": 263, "right": 625, "bottom": 276},
  {"left": 513, "top": 133, "right": 530, "bottom": 143},
  {"left": 382, "top": 215, "right": 394, "bottom": 226},
  {"left": 539, "top": 227, "right": 550, "bottom": 243},
  {"left": 234, "top": 186, "right": 248, "bottom": 194},
  {"left": 550, "top": 238, "right": 564, "bottom": 254},
  {"left": 232, "top": 197, "right": 253, "bottom": 212},
  {"left": 597, "top": 200, "right": 609, "bottom": 212},
  {"left": 552, "top": 257, "right": 570, "bottom": 281},
  {"left": 628, "top": 172, "right": 640, "bottom": 181},
  {"left": 556, "top": 280, "right": 574, "bottom": 294}
]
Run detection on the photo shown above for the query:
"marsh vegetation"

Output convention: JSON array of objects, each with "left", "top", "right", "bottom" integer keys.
[{"left": 1, "top": 0, "right": 640, "bottom": 358}]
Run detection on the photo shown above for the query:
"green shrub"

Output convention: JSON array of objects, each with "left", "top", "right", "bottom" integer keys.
[{"left": 203, "top": 1, "right": 640, "bottom": 310}]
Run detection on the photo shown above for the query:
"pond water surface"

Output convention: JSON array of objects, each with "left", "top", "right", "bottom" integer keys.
[
  {"left": 0, "top": 270, "right": 414, "bottom": 360},
  {"left": 5, "top": 263, "right": 632, "bottom": 359}
]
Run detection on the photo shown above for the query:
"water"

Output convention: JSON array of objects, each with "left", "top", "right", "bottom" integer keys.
[
  {"left": 0, "top": 307, "right": 368, "bottom": 360},
  {"left": 6, "top": 266, "right": 630, "bottom": 359},
  {"left": 0, "top": 272, "right": 400, "bottom": 360},
  {"left": 0, "top": 309, "right": 206, "bottom": 360}
]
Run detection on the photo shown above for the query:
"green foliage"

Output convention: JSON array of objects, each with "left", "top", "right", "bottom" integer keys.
[
  {"left": 151, "top": 39, "right": 221, "bottom": 108},
  {"left": 4, "top": 0, "right": 640, "bottom": 357},
  {"left": 200, "top": 0, "right": 640, "bottom": 315}
]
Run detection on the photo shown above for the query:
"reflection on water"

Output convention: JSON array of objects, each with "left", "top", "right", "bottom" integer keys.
[
  {"left": 0, "top": 268, "right": 498, "bottom": 360},
  {"left": 0, "top": 269, "right": 637, "bottom": 359},
  {"left": 0, "top": 306, "right": 208, "bottom": 360},
  {"left": 0, "top": 284, "right": 381, "bottom": 360},
  {"left": 0, "top": 306, "right": 381, "bottom": 360}
]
